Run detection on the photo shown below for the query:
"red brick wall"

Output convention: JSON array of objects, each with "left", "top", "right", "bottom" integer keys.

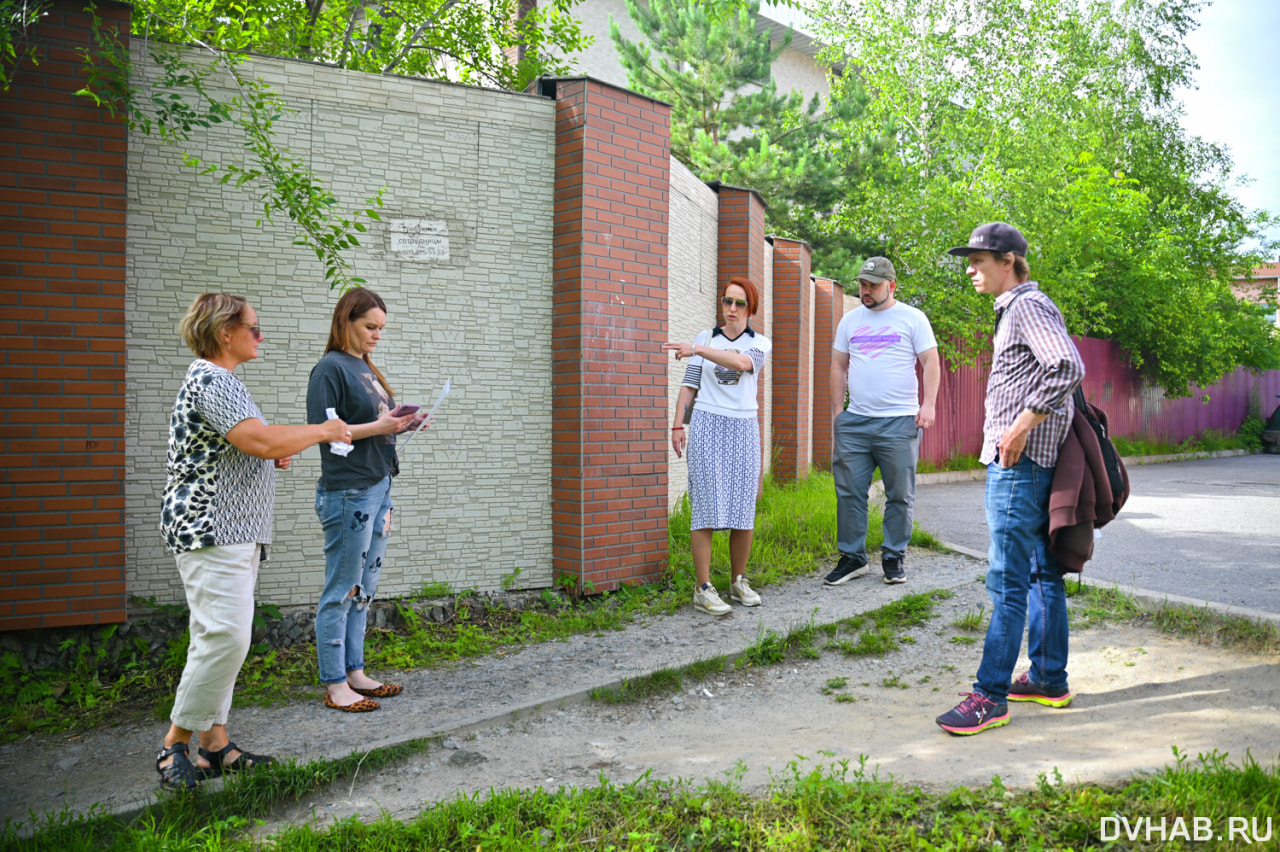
[
  {"left": 811, "top": 277, "right": 844, "bottom": 469},
  {"left": 504, "top": 0, "right": 538, "bottom": 75},
  {"left": 770, "top": 238, "right": 812, "bottom": 482},
  {"left": 550, "top": 78, "right": 670, "bottom": 592},
  {"left": 713, "top": 187, "right": 768, "bottom": 458},
  {"left": 0, "top": 0, "right": 129, "bottom": 630},
  {"left": 715, "top": 186, "right": 767, "bottom": 326}
]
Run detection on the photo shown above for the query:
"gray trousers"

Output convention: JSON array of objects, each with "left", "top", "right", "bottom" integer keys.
[{"left": 832, "top": 412, "right": 921, "bottom": 562}]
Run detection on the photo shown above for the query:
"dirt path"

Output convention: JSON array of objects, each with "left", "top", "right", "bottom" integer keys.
[{"left": 3, "top": 550, "right": 1278, "bottom": 835}]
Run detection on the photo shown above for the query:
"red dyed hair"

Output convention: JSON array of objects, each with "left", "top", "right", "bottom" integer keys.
[{"left": 725, "top": 276, "right": 760, "bottom": 316}]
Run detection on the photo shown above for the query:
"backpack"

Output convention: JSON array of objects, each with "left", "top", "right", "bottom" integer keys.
[{"left": 1071, "top": 385, "right": 1128, "bottom": 517}]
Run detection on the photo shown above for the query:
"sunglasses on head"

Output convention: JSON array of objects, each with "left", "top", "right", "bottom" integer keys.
[{"left": 721, "top": 296, "right": 748, "bottom": 308}]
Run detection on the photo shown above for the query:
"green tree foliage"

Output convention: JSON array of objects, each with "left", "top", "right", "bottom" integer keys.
[
  {"left": 811, "top": 0, "right": 1278, "bottom": 396},
  {"left": 129, "top": 0, "right": 591, "bottom": 91},
  {"left": 1, "top": 0, "right": 51, "bottom": 90},
  {"left": 72, "top": 4, "right": 385, "bottom": 291},
  {"left": 6, "top": 2, "right": 589, "bottom": 290},
  {"left": 612, "top": 0, "right": 889, "bottom": 285},
  {"left": 611, "top": 0, "right": 784, "bottom": 159}
]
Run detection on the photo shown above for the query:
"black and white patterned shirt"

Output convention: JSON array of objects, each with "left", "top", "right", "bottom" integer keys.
[
  {"left": 982, "top": 282, "right": 1085, "bottom": 468},
  {"left": 681, "top": 325, "right": 772, "bottom": 418},
  {"left": 161, "top": 360, "right": 275, "bottom": 555}
]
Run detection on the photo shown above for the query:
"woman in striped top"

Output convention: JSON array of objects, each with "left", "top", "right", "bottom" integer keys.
[{"left": 663, "top": 277, "right": 773, "bottom": 616}]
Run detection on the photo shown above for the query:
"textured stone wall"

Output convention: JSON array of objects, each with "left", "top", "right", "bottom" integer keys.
[
  {"left": 126, "top": 49, "right": 556, "bottom": 607},
  {"left": 664, "top": 160, "right": 719, "bottom": 509}
]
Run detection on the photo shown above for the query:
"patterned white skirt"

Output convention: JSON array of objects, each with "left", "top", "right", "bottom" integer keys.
[{"left": 687, "top": 409, "right": 760, "bottom": 530}]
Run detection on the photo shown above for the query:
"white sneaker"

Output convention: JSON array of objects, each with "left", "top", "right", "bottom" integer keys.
[
  {"left": 729, "top": 576, "right": 761, "bottom": 607},
  {"left": 693, "top": 584, "right": 731, "bottom": 616}
]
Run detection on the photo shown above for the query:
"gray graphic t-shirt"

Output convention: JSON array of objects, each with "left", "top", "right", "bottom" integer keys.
[{"left": 161, "top": 360, "right": 274, "bottom": 555}]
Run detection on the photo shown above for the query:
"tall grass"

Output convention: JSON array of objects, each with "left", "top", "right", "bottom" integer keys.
[
  {"left": 1112, "top": 427, "right": 1255, "bottom": 457},
  {"left": 9, "top": 749, "right": 1280, "bottom": 851}
]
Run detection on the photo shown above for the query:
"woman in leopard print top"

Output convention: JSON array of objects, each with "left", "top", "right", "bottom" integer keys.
[{"left": 154, "top": 294, "right": 349, "bottom": 792}]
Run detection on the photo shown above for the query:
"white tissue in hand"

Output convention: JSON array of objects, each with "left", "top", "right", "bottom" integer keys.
[{"left": 325, "top": 407, "right": 354, "bottom": 457}]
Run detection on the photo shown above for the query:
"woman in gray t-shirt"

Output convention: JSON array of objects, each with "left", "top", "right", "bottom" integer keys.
[{"left": 307, "top": 288, "right": 424, "bottom": 712}]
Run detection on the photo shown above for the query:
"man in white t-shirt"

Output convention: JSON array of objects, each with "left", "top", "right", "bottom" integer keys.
[{"left": 825, "top": 257, "right": 940, "bottom": 585}]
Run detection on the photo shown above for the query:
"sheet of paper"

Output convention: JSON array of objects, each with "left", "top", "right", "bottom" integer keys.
[{"left": 399, "top": 378, "right": 451, "bottom": 448}]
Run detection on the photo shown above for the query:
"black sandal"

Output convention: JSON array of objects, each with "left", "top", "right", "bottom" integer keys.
[
  {"left": 156, "top": 741, "right": 200, "bottom": 791},
  {"left": 197, "top": 741, "right": 276, "bottom": 779}
]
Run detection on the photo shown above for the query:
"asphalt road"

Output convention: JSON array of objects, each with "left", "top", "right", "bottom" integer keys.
[{"left": 911, "top": 454, "right": 1280, "bottom": 615}]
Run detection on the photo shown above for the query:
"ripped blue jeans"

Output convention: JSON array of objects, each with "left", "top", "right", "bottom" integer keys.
[{"left": 315, "top": 476, "right": 393, "bottom": 684}]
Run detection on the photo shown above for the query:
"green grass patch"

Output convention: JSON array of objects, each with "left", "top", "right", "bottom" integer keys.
[
  {"left": 589, "top": 657, "right": 727, "bottom": 705},
  {"left": 1112, "top": 426, "right": 1255, "bottom": 457},
  {"left": 951, "top": 605, "right": 986, "bottom": 631},
  {"left": 916, "top": 451, "right": 983, "bottom": 473},
  {"left": 9, "top": 748, "right": 1280, "bottom": 851},
  {"left": 1066, "top": 580, "right": 1280, "bottom": 654},
  {"left": 413, "top": 580, "right": 454, "bottom": 599}
]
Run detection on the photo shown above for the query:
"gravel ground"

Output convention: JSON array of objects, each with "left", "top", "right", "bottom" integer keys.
[{"left": 3, "top": 549, "right": 1279, "bottom": 837}]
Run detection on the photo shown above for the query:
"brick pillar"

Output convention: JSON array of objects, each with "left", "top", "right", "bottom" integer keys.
[
  {"left": 504, "top": 0, "right": 538, "bottom": 73},
  {"left": 713, "top": 185, "right": 769, "bottom": 470},
  {"left": 771, "top": 238, "right": 813, "bottom": 482},
  {"left": 812, "top": 277, "right": 845, "bottom": 469},
  {"left": 549, "top": 78, "right": 670, "bottom": 593},
  {"left": 0, "top": 0, "right": 129, "bottom": 631},
  {"left": 714, "top": 185, "right": 767, "bottom": 322}
]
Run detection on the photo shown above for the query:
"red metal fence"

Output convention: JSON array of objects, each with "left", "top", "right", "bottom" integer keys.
[{"left": 919, "top": 336, "right": 1280, "bottom": 467}]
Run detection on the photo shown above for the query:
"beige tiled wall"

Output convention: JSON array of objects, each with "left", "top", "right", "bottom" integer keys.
[{"left": 126, "top": 51, "right": 557, "bottom": 606}]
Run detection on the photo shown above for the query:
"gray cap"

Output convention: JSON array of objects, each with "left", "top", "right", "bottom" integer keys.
[{"left": 858, "top": 256, "right": 896, "bottom": 284}]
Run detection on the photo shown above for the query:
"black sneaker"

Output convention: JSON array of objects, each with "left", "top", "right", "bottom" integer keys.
[
  {"left": 882, "top": 555, "right": 906, "bottom": 584},
  {"left": 823, "top": 554, "right": 868, "bottom": 586},
  {"left": 1007, "top": 671, "right": 1073, "bottom": 707}
]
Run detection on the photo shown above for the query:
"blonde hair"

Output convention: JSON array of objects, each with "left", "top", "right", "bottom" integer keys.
[
  {"left": 324, "top": 287, "right": 394, "bottom": 397},
  {"left": 179, "top": 294, "right": 249, "bottom": 359}
]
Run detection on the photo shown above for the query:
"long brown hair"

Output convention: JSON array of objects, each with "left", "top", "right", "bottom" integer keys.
[{"left": 325, "top": 288, "right": 394, "bottom": 397}]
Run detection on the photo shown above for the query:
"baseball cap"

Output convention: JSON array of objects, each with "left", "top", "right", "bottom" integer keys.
[
  {"left": 946, "top": 222, "right": 1028, "bottom": 257},
  {"left": 858, "top": 256, "right": 896, "bottom": 284}
]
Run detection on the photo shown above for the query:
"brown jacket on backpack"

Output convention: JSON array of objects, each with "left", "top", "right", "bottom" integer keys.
[{"left": 1048, "top": 402, "right": 1130, "bottom": 572}]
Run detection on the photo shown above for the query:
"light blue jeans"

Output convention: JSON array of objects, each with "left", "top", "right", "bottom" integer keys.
[
  {"left": 974, "top": 457, "right": 1070, "bottom": 703},
  {"left": 832, "top": 412, "right": 921, "bottom": 562},
  {"left": 315, "top": 476, "right": 393, "bottom": 685}
]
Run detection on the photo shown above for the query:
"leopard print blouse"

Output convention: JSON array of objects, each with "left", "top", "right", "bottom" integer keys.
[{"left": 161, "top": 360, "right": 274, "bottom": 555}]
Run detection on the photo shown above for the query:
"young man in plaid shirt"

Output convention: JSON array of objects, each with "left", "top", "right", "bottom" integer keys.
[{"left": 936, "top": 223, "right": 1085, "bottom": 736}]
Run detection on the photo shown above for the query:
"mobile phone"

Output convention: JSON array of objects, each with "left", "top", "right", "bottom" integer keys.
[{"left": 390, "top": 404, "right": 420, "bottom": 416}]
